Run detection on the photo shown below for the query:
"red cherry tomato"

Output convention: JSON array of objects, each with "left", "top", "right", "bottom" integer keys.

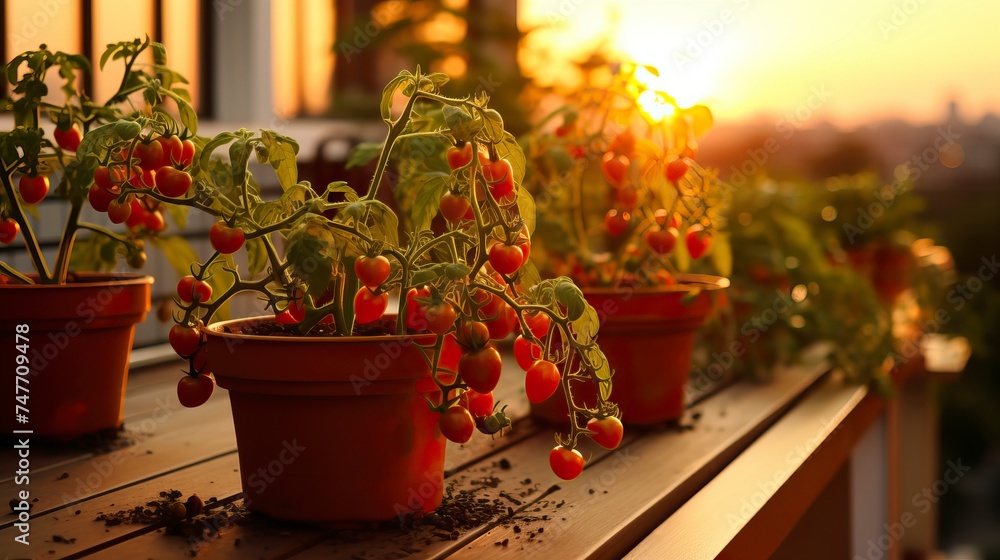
[
  {"left": 464, "top": 390, "right": 494, "bottom": 417},
  {"left": 155, "top": 167, "right": 192, "bottom": 198},
  {"left": 177, "top": 374, "right": 215, "bottom": 408},
  {"left": 354, "top": 287, "right": 388, "bottom": 324},
  {"left": 0, "top": 218, "right": 19, "bottom": 244},
  {"left": 457, "top": 321, "right": 491, "bottom": 350},
  {"left": 107, "top": 197, "right": 133, "bottom": 224},
  {"left": 158, "top": 136, "right": 184, "bottom": 168},
  {"left": 446, "top": 142, "right": 474, "bottom": 170},
  {"left": 549, "top": 446, "right": 585, "bottom": 480},
  {"left": 616, "top": 185, "right": 638, "bottom": 211},
  {"left": 482, "top": 158, "right": 515, "bottom": 201},
  {"left": 439, "top": 191, "right": 471, "bottom": 224},
  {"left": 134, "top": 140, "right": 165, "bottom": 171},
  {"left": 645, "top": 227, "right": 678, "bottom": 255},
  {"left": 93, "top": 166, "right": 115, "bottom": 190},
  {"left": 177, "top": 276, "right": 213, "bottom": 304},
  {"left": 601, "top": 152, "right": 629, "bottom": 188},
  {"left": 587, "top": 416, "right": 624, "bottom": 449},
  {"left": 523, "top": 311, "right": 551, "bottom": 339},
  {"left": 665, "top": 157, "right": 689, "bottom": 184},
  {"left": 354, "top": 255, "right": 391, "bottom": 289},
  {"left": 608, "top": 130, "right": 635, "bottom": 156},
  {"left": 53, "top": 125, "right": 82, "bottom": 152},
  {"left": 125, "top": 198, "right": 147, "bottom": 228},
  {"left": 439, "top": 405, "right": 475, "bottom": 443},
  {"left": 18, "top": 174, "right": 49, "bottom": 204},
  {"left": 209, "top": 222, "right": 245, "bottom": 254},
  {"left": 145, "top": 210, "right": 166, "bottom": 232},
  {"left": 169, "top": 324, "right": 202, "bottom": 357},
  {"left": 425, "top": 302, "right": 457, "bottom": 335},
  {"left": 604, "top": 209, "right": 630, "bottom": 236},
  {"left": 458, "top": 345, "right": 503, "bottom": 394},
  {"left": 525, "top": 360, "right": 561, "bottom": 404},
  {"left": 488, "top": 243, "right": 523, "bottom": 275},
  {"left": 485, "top": 303, "right": 517, "bottom": 340},
  {"left": 686, "top": 224, "right": 712, "bottom": 259},
  {"left": 88, "top": 184, "right": 115, "bottom": 212},
  {"left": 179, "top": 139, "right": 196, "bottom": 168},
  {"left": 513, "top": 335, "right": 543, "bottom": 371},
  {"left": 405, "top": 286, "right": 431, "bottom": 331},
  {"left": 439, "top": 333, "right": 463, "bottom": 372}
]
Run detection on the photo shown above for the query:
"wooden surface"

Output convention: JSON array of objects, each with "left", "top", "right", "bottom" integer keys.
[{"left": 1, "top": 344, "right": 842, "bottom": 559}]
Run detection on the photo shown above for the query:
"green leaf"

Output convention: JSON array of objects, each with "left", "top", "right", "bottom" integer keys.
[
  {"left": 322, "top": 181, "right": 359, "bottom": 202},
  {"left": 554, "top": 280, "right": 586, "bottom": 321},
  {"left": 516, "top": 188, "right": 536, "bottom": 235},
  {"left": 363, "top": 199, "right": 400, "bottom": 247},
  {"left": 260, "top": 129, "right": 299, "bottom": 190},
  {"left": 410, "top": 263, "right": 451, "bottom": 287},
  {"left": 285, "top": 216, "right": 337, "bottom": 298},
  {"left": 481, "top": 109, "right": 505, "bottom": 143},
  {"left": 380, "top": 71, "right": 412, "bottom": 123},
  {"left": 150, "top": 42, "right": 167, "bottom": 65},
  {"left": 245, "top": 237, "right": 268, "bottom": 277},
  {"left": 229, "top": 139, "right": 249, "bottom": 188},
  {"left": 160, "top": 88, "right": 198, "bottom": 134},
  {"left": 346, "top": 142, "right": 383, "bottom": 169},
  {"left": 445, "top": 263, "right": 472, "bottom": 281},
  {"left": 495, "top": 132, "right": 525, "bottom": 184},
  {"left": 410, "top": 172, "right": 449, "bottom": 232},
  {"left": 517, "top": 259, "right": 541, "bottom": 290},
  {"left": 571, "top": 304, "right": 600, "bottom": 345},
  {"left": 198, "top": 131, "right": 239, "bottom": 172}
]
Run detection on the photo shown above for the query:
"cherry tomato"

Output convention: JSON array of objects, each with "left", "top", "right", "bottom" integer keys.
[
  {"left": 513, "top": 335, "right": 542, "bottom": 371},
  {"left": 158, "top": 136, "right": 184, "bottom": 168},
  {"left": 180, "top": 139, "right": 196, "bottom": 168},
  {"left": 488, "top": 243, "right": 523, "bottom": 275},
  {"left": 125, "top": 198, "right": 147, "bottom": 228},
  {"left": 587, "top": 416, "right": 624, "bottom": 449},
  {"left": 405, "top": 286, "right": 431, "bottom": 331},
  {"left": 459, "top": 345, "right": 503, "bottom": 394},
  {"left": 523, "top": 311, "right": 551, "bottom": 339},
  {"left": 177, "top": 374, "right": 215, "bottom": 408},
  {"left": 107, "top": 197, "right": 133, "bottom": 224},
  {"left": 354, "top": 287, "right": 388, "bottom": 324},
  {"left": 617, "top": 185, "right": 638, "bottom": 211},
  {"left": 425, "top": 302, "right": 457, "bottom": 335},
  {"left": 355, "top": 255, "right": 391, "bottom": 289},
  {"left": 145, "top": 210, "right": 166, "bottom": 232},
  {"left": 18, "top": 174, "right": 49, "bottom": 204},
  {"left": 0, "top": 218, "right": 19, "bottom": 244},
  {"left": 525, "top": 359, "right": 561, "bottom": 404},
  {"left": 177, "top": 275, "right": 213, "bottom": 304},
  {"left": 209, "top": 222, "right": 245, "bottom": 254},
  {"left": 134, "top": 140, "right": 165, "bottom": 171},
  {"left": 601, "top": 152, "right": 629, "bottom": 188},
  {"left": 440, "top": 333, "right": 463, "bottom": 372},
  {"left": 88, "top": 184, "right": 114, "bottom": 212},
  {"left": 169, "top": 324, "right": 202, "bottom": 357},
  {"left": 549, "top": 446, "right": 585, "bottom": 480},
  {"left": 464, "top": 390, "right": 494, "bottom": 417},
  {"left": 485, "top": 303, "right": 517, "bottom": 340},
  {"left": 440, "top": 191, "right": 471, "bottom": 224},
  {"left": 608, "top": 130, "right": 635, "bottom": 156},
  {"left": 645, "top": 227, "right": 678, "bottom": 255},
  {"left": 53, "top": 125, "right": 82, "bottom": 152},
  {"left": 93, "top": 166, "right": 115, "bottom": 190},
  {"left": 276, "top": 293, "right": 306, "bottom": 325},
  {"left": 604, "top": 209, "right": 630, "bottom": 236},
  {"left": 446, "top": 142, "right": 474, "bottom": 170},
  {"left": 665, "top": 157, "right": 689, "bottom": 184},
  {"left": 457, "top": 321, "right": 491, "bottom": 350},
  {"left": 482, "top": 158, "right": 515, "bottom": 201},
  {"left": 686, "top": 224, "right": 712, "bottom": 259},
  {"left": 439, "top": 405, "right": 474, "bottom": 444},
  {"left": 155, "top": 167, "right": 192, "bottom": 198}
]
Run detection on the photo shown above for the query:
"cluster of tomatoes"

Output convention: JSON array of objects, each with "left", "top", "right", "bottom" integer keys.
[
  {"left": 597, "top": 130, "right": 713, "bottom": 261},
  {"left": 87, "top": 133, "right": 196, "bottom": 233}
]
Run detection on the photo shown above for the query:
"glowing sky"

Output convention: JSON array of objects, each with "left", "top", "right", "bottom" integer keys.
[{"left": 519, "top": 0, "right": 1000, "bottom": 127}]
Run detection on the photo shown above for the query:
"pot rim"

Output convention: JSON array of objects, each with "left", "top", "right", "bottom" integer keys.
[
  {"left": 580, "top": 273, "right": 729, "bottom": 296},
  {"left": 204, "top": 315, "right": 434, "bottom": 344},
  {"left": 1, "top": 272, "right": 154, "bottom": 288}
]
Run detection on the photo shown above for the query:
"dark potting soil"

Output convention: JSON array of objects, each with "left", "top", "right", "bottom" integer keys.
[
  {"left": 225, "top": 316, "right": 404, "bottom": 337},
  {"left": 95, "top": 490, "right": 248, "bottom": 547}
]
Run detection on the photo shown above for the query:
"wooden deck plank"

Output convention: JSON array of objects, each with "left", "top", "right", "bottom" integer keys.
[
  {"left": 624, "top": 375, "right": 880, "bottom": 560},
  {"left": 441, "top": 357, "right": 830, "bottom": 560},
  {"left": 0, "top": 453, "right": 242, "bottom": 559}
]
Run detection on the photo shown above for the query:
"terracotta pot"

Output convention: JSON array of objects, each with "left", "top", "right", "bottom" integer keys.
[
  {"left": 0, "top": 273, "right": 152, "bottom": 439},
  {"left": 203, "top": 317, "right": 446, "bottom": 523},
  {"left": 531, "top": 274, "right": 729, "bottom": 426}
]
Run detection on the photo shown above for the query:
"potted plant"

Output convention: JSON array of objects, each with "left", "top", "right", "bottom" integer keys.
[
  {"left": 147, "top": 68, "right": 618, "bottom": 523},
  {"left": 519, "top": 61, "right": 730, "bottom": 425},
  {"left": 0, "top": 39, "right": 201, "bottom": 440}
]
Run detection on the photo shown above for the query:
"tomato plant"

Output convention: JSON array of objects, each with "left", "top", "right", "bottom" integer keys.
[
  {"left": 439, "top": 405, "right": 475, "bottom": 443},
  {"left": 17, "top": 174, "right": 50, "bottom": 204},
  {"left": 355, "top": 255, "right": 391, "bottom": 289},
  {"left": 209, "top": 222, "right": 245, "bottom": 254},
  {"left": 549, "top": 446, "right": 585, "bottom": 480},
  {"left": 155, "top": 167, "right": 192, "bottom": 198},
  {"left": 53, "top": 125, "right": 82, "bottom": 152},
  {"left": 586, "top": 416, "right": 624, "bottom": 449},
  {"left": 177, "top": 275, "right": 212, "bottom": 304},
  {"left": 0, "top": 218, "right": 19, "bottom": 244},
  {"left": 177, "top": 374, "right": 215, "bottom": 408},
  {"left": 525, "top": 360, "right": 561, "bottom": 404},
  {"left": 439, "top": 191, "right": 471, "bottom": 224},
  {"left": 459, "top": 345, "right": 503, "bottom": 394},
  {"left": 353, "top": 287, "right": 388, "bottom": 324}
]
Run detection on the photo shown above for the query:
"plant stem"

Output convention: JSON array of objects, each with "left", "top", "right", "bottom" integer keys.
[
  {"left": 0, "top": 166, "right": 51, "bottom": 283},
  {"left": 0, "top": 261, "right": 32, "bottom": 283},
  {"left": 52, "top": 196, "right": 84, "bottom": 283}
]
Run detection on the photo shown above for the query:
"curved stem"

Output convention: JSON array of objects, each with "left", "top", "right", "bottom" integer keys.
[
  {"left": 0, "top": 165, "right": 51, "bottom": 283},
  {"left": 0, "top": 261, "right": 32, "bottom": 283}
]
